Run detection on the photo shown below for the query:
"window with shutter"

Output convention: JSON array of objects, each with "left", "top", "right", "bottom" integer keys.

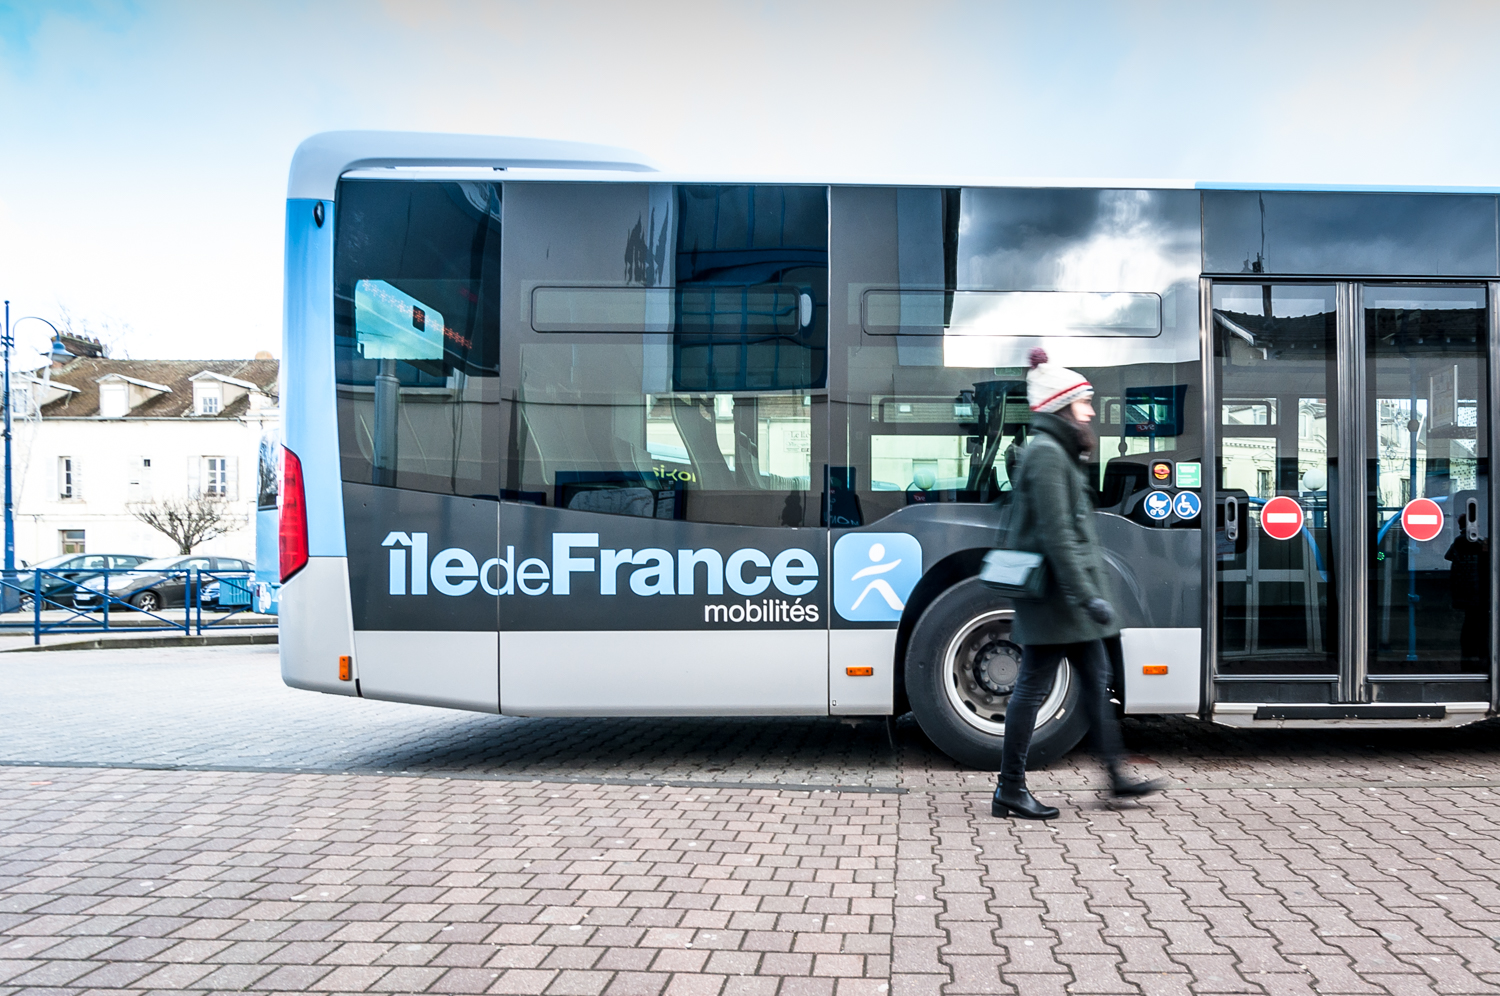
[
  {"left": 205, "top": 457, "right": 228, "bottom": 496},
  {"left": 127, "top": 456, "right": 152, "bottom": 501}
]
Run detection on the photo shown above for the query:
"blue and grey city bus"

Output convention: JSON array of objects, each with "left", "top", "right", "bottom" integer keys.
[
  {"left": 279, "top": 130, "right": 1497, "bottom": 768},
  {"left": 252, "top": 425, "right": 281, "bottom": 615}
]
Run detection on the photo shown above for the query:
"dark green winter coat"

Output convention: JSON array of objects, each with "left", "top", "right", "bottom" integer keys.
[{"left": 1006, "top": 412, "right": 1119, "bottom": 646}]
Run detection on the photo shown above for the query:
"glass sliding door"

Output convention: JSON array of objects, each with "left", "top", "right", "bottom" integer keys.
[
  {"left": 1364, "top": 286, "right": 1490, "bottom": 677},
  {"left": 1212, "top": 285, "right": 1340, "bottom": 676},
  {"left": 1212, "top": 279, "right": 1495, "bottom": 705}
]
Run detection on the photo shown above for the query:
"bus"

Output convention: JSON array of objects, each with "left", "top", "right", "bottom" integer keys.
[
  {"left": 252, "top": 425, "right": 281, "bottom": 615},
  {"left": 279, "top": 130, "right": 1497, "bottom": 769}
]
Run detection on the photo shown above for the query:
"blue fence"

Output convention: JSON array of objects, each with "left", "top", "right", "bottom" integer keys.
[{"left": 0, "top": 567, "right": 277, "bottom": 645}]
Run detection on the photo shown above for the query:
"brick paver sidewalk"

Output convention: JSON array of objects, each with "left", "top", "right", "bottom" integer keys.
[
  {"left": 5, "top": 766, "right": 1500, "bottom": 995},
  {"left": 1, "top": 768, "right": 895, "bottom": 995},
  {"left": 3, "top": 647, "right": 1500, "bottom": 994},
  {"left": 895, "top": 785, "right": 1500, "bottom": 996}
]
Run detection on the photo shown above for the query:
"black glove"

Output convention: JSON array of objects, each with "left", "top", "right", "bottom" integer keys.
[{"left": 1083, "top": 598, "right": 1115, "bottom": 625}]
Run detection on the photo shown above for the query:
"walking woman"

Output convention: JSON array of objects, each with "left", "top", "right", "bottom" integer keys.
[{"left": 992, "top": 349, "right": 1164, "bottom": 820}]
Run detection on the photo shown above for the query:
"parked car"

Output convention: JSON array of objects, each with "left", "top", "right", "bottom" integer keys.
[
  {"left": 202, "top": 566, "right": 256, "bottom": 609},
  {"left": 11, "top": 553, "right": 152, "bottom": 610},
  {"left": 73, "top": 555, "right": 254, "bottom": 613}
]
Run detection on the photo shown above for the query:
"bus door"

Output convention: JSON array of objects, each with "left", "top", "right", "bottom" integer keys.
[
  {"left": 1210, "top": 282, "right": 1492, "bottom": 712},
  {"left": 1362, "top": 286, "right": 1490, "bottom": 701}
]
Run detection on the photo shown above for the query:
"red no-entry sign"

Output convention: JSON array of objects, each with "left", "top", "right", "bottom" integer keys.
[
  {"left": 1260, "top": 495, "right": 1305, "bottom": 541},
  {"left": 1401, "top": 498, "right": 1444, "bottom": 542}
]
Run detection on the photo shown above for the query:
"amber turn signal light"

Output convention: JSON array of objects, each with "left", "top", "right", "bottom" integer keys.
[
  {"left": 1142, "top": 665, "right": 1168, "bottom": 675},
  {"left": 845, "top": 666, "right": 874, "bottom": 677},
  {"left": 339, "top": 655, "right": 352, "bottom": 681}
]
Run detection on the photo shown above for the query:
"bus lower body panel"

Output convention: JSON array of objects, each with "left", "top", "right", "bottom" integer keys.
[
  {"left": 830, "top": 629, "right": 897, "bottom": 715},
  {"left": 1120, "top": 627, "right": 1201, "bottom": 714},
  {"left": 280, "top": 556, "right": 358, "bottom": 696},
  {"left": 500, "top": 629, "right": 828, "bottom": 716},
  {"left": 355, "top": 630, "right": 499, "bottom": 713}
]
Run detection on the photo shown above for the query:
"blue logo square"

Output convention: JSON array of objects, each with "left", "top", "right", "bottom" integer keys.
[{"left": 833, "top": 532, "right": 923, "bottom": 622}]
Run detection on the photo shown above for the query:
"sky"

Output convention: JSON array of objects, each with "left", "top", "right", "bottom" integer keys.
[{"left": 2, "top": 0, "right": 1500, "bottom": 359}]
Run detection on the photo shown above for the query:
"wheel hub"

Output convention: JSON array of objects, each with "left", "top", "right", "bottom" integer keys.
[{"left": 973, "top": 638, "right": 1020, "bottom": 696}]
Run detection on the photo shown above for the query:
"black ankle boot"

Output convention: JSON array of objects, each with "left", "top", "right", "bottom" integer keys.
[
  {"left": 1108, "top": 768, "right": 1166, "bottom": 799},
  {"left": 992, "top": 785, "right": 1060, "bottom": 820}
]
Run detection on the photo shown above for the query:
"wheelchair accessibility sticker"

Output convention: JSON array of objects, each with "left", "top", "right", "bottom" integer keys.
[
  {"left": 1172, "top": 491, "right": 1201, "bottom": 520},
  {"left": 833, "top": 532, "right": 923, "bottom": 622}
]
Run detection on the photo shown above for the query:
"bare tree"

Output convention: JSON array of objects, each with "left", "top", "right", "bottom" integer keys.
[
  {"left": 55, "top": 305, "right": 134, "bottom": 359},
  {"left": 129, "top": 495, "right": 242, "bottom": 554}
]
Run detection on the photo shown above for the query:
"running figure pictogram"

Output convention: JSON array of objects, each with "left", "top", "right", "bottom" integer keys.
[{"left": 849, "top": 543, "right": 905, "bottom": 611}]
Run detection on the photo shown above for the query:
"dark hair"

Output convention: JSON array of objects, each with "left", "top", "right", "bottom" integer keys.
[{"left": 1056, "top": 404, "right": 1096, "bottom": 458}]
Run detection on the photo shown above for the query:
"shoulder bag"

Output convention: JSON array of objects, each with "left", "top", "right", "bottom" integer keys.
[{"left": 978, "top": 445, "right": 1049, "bottom": 599}]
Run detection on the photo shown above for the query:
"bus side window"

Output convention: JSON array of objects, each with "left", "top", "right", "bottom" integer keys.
[
  {"left": 829, "top": 186, "right": 1202, "bottom": 527},
  {"left": 500, "top": 182, "right": 828, "bottom": 528},
  {"left": 332, "top": 180, "right": 502, "bottom": 499}
]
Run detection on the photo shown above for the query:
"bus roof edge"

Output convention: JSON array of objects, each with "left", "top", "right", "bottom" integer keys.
[{"left": 287, "top": 131, "right": 660, "bottom": 200}]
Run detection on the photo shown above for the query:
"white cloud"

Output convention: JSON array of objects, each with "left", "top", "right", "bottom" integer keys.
[{"left": 0, "top": 0, "right": 1497, "bottom": 357}]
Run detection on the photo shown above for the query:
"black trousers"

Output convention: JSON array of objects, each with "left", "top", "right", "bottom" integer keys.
[{"left": 998, "top": 638, "right": 1124, "bottom": 789}]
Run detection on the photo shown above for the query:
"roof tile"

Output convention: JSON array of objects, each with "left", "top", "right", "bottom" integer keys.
[{"left": 39, "top": 359, "right": 278, "bottom": 419}]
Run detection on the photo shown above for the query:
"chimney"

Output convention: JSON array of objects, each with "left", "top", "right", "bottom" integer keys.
[{"left": 55, "top": 333, "right": 106, "bottom": 359}]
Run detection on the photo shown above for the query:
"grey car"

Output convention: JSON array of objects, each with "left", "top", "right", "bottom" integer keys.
[
  {"left": 13, "top": 553, "right": 152, "bottom": 610},
  {"left": 73, "top": 555, "right": 254, "bottom": 613}
]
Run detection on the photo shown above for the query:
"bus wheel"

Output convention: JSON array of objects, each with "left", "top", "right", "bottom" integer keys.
[{"left": 905, "top": 577, "right": 1088, "bottom": 770}]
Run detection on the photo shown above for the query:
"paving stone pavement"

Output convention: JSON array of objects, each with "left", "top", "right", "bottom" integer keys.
[
  {"left": 0, "top": 646, "right": 899, "bottom": 790},
  {"left": 2, "top": 646, "right": 1500, "bottom": 994}
]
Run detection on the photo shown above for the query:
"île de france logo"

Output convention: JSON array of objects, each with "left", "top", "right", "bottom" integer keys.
[{"left": 833, "top": 533, "right": 923, "bottom": 622}]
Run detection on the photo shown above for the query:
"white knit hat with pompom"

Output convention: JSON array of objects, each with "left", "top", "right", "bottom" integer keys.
[{"left": 1025, "top": 348, "right": 1093, "bottom": 413}]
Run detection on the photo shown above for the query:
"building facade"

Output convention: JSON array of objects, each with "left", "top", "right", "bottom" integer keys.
[{"left": 12, "top": 348, "right": 278, "bottom": 565}]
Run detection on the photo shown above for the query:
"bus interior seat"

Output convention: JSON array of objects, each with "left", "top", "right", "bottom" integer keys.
[
  {"left": 1100, "top": 459, "right": 1149, "bottom": 510},
  {"left": 517, "top": 396, "right": 658, "bottom": 505},
  {"left": 669, "top": 396, "right": 736, "bottom": 489}
]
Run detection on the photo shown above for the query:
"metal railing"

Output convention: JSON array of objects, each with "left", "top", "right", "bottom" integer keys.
[
  {"left": 196, "top": 570, "right": 268, "bottom": 632},
  {"left": 0, "top": 567, "right": 276, "bottom": 645}
]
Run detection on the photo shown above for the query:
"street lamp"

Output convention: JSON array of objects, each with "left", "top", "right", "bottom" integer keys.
[{"left": 0, "top": 304, "right": 61, "bottom": 605}]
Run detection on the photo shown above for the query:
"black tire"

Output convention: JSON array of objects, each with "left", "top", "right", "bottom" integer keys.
[
  {"left": 905, "top": 577, "right": 1089, "bottom": 770},
  {"left": 18, "top": 594, "right": 33, "bottom": 613},
  {"left": 131, "top": 590, "right": 161, "bottom": 613}
]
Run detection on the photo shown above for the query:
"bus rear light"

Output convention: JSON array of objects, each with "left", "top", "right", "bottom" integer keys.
[
  {"left": 339, "top": 655, "right": 352, "bottom": 681},
  {"left": 845, "top": 666, "right": 874, "bottom": 677},
  {"left": 1143, "top": 665, "right": 1168, "bottom": 675},
  {"left": 280, "top": 446, "right": 309, "bottom": 583}
]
